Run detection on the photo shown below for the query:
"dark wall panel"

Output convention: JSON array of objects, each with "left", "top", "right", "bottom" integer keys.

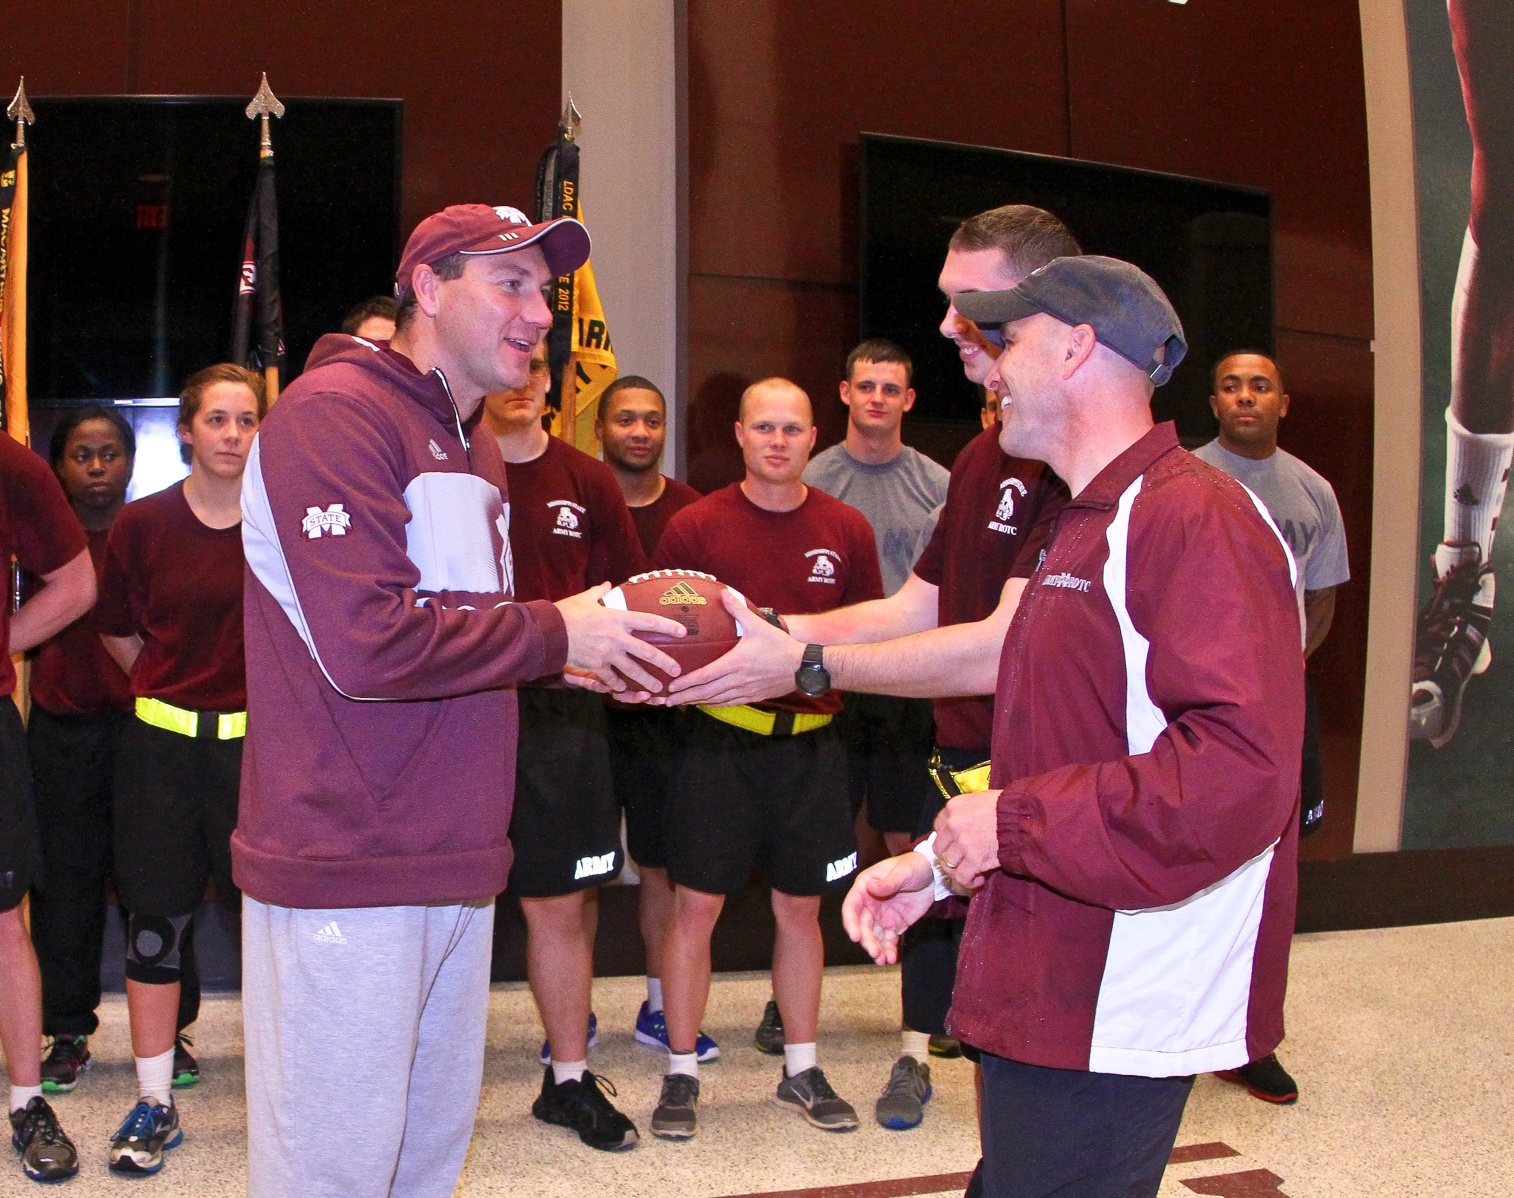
[
  {"left": 1064, "top": 0, "right": 1373, "bottom": 342},
  {"left": 0, "top": 2, "right": 559, "bottom": 238}
]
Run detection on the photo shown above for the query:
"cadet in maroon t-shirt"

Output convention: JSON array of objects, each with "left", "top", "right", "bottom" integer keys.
[
  {"left": 663, "top": 206, "right": 1079, "bottom": 1146},
  {"left": 0, "top": 428, "right": 94, "bottom": 1184},
  {"left": 593, "top": 375, "right": 710, "bottom": 1059},
  {"left": 26, "top": 407, "right": 197, "bottom": 1098},
  {"left": 645, "top": 378, "right": 883, "bottom": 1141},
  {"left": 481, "top": 343, "right": 647, "bottom": 1136},
  {"left": 94, "top": 364, "right": 264, "bottom": 1175}
]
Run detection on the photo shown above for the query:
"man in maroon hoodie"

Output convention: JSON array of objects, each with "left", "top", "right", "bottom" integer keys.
[{"left": 236, "top": 205, "right": 686, "bottom": 1198}]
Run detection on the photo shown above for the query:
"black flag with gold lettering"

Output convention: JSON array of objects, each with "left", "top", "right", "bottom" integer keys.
[{"left": 230, "top": 154, "right": 286, "bottom": 391}]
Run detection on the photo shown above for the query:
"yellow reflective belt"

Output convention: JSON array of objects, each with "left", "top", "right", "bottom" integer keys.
[
  {"left": 929, "top": 750, "right": 993, "bottom": 802},
  {"left": 698, "top": 704, "right": 832, "bottom": 736},
  {"left": 136, "top": 697, "right": 247, "bottom": 741}
]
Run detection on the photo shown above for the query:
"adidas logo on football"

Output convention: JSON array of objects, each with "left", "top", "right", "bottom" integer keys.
[
  {"left": 574, "top": 852, "right": 618, "bottom": 881},
  {"left": 659, "top": 581, "right": 708, "bottom": 606},
  {"left": 312, "top": 922, "right": 347, "bottom": 945}
]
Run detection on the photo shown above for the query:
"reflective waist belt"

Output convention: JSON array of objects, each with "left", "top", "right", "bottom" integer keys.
[
  {"left": 699, "top": 704, "right": 832, "bottom": 736},
  {"left": 929, "top": 749, "right": 993, "bottom": 800},
  {"left": 136, "top": 697, "right": 247, "bottom": 741}
]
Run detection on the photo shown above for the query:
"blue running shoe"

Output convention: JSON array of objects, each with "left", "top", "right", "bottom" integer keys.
[
  {"left": 633, "top": 1001, "right": 720, "bottom": 1062},
  {"left": 108, "top": 1098, "right": 182, "bottom": 1175},
  {"left": 540, "top": 1012, "right": 599, "bottom": 1067}
]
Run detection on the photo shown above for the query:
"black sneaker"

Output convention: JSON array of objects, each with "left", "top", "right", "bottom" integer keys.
[
  {"left": 531, "top": 1068, "right": 639, "bottom": 1151},
  {"left": 40, "top": 1035, "right": 91, "bottom": 1093},
  {"left": 774, "top": 1065, "right": 859, "bottom": 1131},
  {"left": 1216, "top": 1052, "right": 1298, "bottom": 1104},
  {"left": 1411, "top": 548, "right": 1493, "bottom": 749},
  {"left": 650, "top": 1072, "right": 700, "bottom": 1139},
  {"left": 927, "top": 1034, "right": 962, "bottom": 1058},
  {"left": 172, "top": 1032, "right": 200, "bottom": 1089},
  {"left": 875, "top": 1055, "right": 932, "bottom": 1130},
  {"left": 10, "top": 1096, "right": 79, "bottom": 1183},
  {"left": 108, "top": 1097, "right": 182, "bottom": 1174},
  {"left": 754, "top": 999, "right": 784, "bottom": 1055}
]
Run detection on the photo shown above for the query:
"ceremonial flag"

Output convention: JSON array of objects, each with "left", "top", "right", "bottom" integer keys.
[
  {"left": 0, "top": 131, "right": 29, "bottom": 445},
  {"left": 536, "top": 101, "right": 617, "bottom": 455},
  {"left": 231, "top": 153, "right": 286, "bottom": 400}
]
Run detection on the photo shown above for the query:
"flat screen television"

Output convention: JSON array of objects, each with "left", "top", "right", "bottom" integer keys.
[{"left": 861, "top": 134, "right": 1272, "bottom": 446}]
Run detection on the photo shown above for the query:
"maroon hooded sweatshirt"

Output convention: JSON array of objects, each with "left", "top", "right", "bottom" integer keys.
[{"left": 234, "top": 335, "right": 568, "bottom": 909}]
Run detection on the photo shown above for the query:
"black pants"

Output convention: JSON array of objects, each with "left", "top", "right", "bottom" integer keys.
[
  {"left": 1300, "top": 670, "right": 1324, "bottom": 837},
  {"left": 899, "top": 746, "right": 984, "bottom": 1036},
  {"left": 29, "top": 707, "right": 199, "bottom": 1037},
  {"left": 980, "top": 1054, "right": 1192, "bottom": 1198}
]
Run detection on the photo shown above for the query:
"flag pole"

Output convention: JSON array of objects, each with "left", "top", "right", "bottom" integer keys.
[
  {"left": 4, "top": 78, "right": 33, "bottom": 447},
  {"left": 245, "top": 74, "right": 284, "bottom": 401}
]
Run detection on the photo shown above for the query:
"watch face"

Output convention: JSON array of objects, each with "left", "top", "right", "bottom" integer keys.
[{"left": 796, "top": 664, "right": 831, "bottom": 697}]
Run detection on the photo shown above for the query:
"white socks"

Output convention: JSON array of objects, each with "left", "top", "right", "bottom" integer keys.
[
  {"left": 135, "top": 1048, "right": 175, "bottom": 1107},
  {"left": 551, "top": 1059, "right": 587, "bottom": 1085},
  {"left": 646, "top": 977, "right": 664, "bottom": 1014},
  {"left": 1443, "top": 408, "right": 1514, "bottom": 569},
  {"left": 901, "top": 1029, "right": 931, "bottom": 1065},
  {"left": 668, "top": 1050, "right": 698, "bottom": 1079},
  {"left": 10, "top": 1084, "right": 42, "bottom": 1113},
  {"left": 784, "top": 1042, "right": 817, "bottom": 1078}
]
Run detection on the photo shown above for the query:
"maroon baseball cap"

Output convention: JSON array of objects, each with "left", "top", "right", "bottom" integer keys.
[{"left": 395, "top": 204, "right": 591, "bottom": 299}]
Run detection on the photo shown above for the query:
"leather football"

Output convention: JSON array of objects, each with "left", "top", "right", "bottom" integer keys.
[{"left": 601, "top": 569, "right": 747, "bottom": 690}]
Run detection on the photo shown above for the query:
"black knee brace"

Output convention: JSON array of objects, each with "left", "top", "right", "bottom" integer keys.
[{"left": 125, "top": 912, "right": 193, "bottom": 985}]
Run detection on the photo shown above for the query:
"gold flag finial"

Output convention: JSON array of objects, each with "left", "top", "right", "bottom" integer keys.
[
  {"left": 559, "top": 94, "right": 582, "bottom": 143},
  {"left": 245, "top": 73, "right": 286, "bottom": 160},
  {"left": 7, "top": 78, "right": 34, "bottom": 149}
]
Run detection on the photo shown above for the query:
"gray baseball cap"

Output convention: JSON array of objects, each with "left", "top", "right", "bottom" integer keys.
[{"left": 953, "top": 255, "right": 1187, "bottom": 386}]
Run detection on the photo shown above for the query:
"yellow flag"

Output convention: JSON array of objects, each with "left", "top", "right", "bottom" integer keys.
[
  {"left": 0, "top": 141, "right": 28, "bottom": 447},
  {"left": 548, "top": 203, "right": 617, "bottom": 456}
]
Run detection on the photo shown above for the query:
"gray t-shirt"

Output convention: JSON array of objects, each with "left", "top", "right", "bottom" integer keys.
[
  {"left": 1193, "top": 440, "right": 1350, "bottom": 590},
  {"left": 804, "top": 443, "right": 949, "bottom": 596}
]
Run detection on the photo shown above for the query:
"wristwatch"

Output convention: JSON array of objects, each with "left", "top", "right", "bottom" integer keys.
[{"left": 794, "top": 644, "right": 831, "bottom": 697}]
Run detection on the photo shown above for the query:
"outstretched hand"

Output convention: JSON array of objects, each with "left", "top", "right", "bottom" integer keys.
[
  {"left": 662, "top": 587, "right": 805, "bottom": 706},
  {"left": 841, "top": 852, "right": 936, "bottom": 965},
  {"left": 555, "top": 582, "right": 686, "bottom": 695}
]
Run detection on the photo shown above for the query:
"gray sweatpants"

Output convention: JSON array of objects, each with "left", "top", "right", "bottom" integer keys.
[{"left": 242, "top": 896, "right": 495, "bottom": 1198}]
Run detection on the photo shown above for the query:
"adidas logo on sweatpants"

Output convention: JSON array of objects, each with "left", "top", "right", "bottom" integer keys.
[{"left": 312, "top": 922, "right": 347, "bottom": 945}]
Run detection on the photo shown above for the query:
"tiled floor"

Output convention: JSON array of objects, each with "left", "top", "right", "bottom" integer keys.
[{"left": 8, "top": 917, "right": 1514, "bottom": 1196}]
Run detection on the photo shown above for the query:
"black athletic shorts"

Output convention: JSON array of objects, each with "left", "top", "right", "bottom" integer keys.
[
  {"left": 835, "top": 693, "right": 936, "bottom": 833},
  {"left": 113, "top": 715, "right": 242, "bottom": 919},
  {"left": 0, "top": 700, "right": 41, "bottom": 914},
  {"left": 509, "top": 687, "right": 623, "bottom": 899},
  {"left": 665, "top": 713, "right": 856, "bottom": 897},
  {"left": 605, "top": 702, "right": 687, "bottom": 870}
]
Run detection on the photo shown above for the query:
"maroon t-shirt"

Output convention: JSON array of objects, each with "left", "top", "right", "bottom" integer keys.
[
  {"left": 654, "top": 482, "right": 884, "bottom": 715},
  {"left": 504, "top": 435, "right": 648, "bottom": 604},
  {"left": 97, "top": 481, "right": 248, "bottom": 712},
  {"left": 628, "top": 476, "right": 702, "bottom": 559},
  {"left": 0, "top": 436, "right": 88, "bottom": 698},
  {"left": 31, "top": 527, "right": 132, "bottom": 716},
  {"left": 912, "top": 428, "right": 1069, "bottom": 751}
]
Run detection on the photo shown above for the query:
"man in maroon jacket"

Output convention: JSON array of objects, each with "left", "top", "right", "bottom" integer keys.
[
  {"left": 842, "top": 257, "right": 1304, "bottom": 1198},
  {"left": 237, "top": 205, "right": 686, "bottom": 1197}
]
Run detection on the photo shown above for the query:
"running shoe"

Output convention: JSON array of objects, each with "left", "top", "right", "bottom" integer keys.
[
  {"left": 774, "top": 1065, "right": 859, "bottom": 1131},
  {"left": 172, "top": 1031, "right": 200, "bottom": 1089},
  {"left": 928, "top": 1034, "right": 963, "bottom": 1058},
  {"left": 754, "top": 998, "right": 784, "bottom": 1055},
  {"left": 874, "top": 1055, "right": 932, "bottom": 1130},
  {"left": 539, "top": 1012, "right": 599, "bottom": 1068},
  {"left": 108, "top": 1098, "right": 182, "bottom": 1175},
  {"left": 1410, "top": 548, "right": 1493, "bottom": 749},
  {"left": 40, "top": 1035, "right": 91, "bottom": 1093},
  {"left": 1216, "top": 1052, "right": 1298, "bottom": 1104},
  {"left": 650, "top": 1072, "right": 700, "bottom": 1140},
  {"left": 10, "top": 1096, "right": 79, "bottom": 1183},
  {"left": 633, "top": 1001, "right": 720, "bottom": 1062},
  {"left": 530, "top": 1067, "right": 638, "bottom": 1151}
]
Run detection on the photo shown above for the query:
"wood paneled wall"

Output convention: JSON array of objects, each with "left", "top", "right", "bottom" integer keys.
[{"left": 685, "top": 0, "right": 1374, "bottom": 860}]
